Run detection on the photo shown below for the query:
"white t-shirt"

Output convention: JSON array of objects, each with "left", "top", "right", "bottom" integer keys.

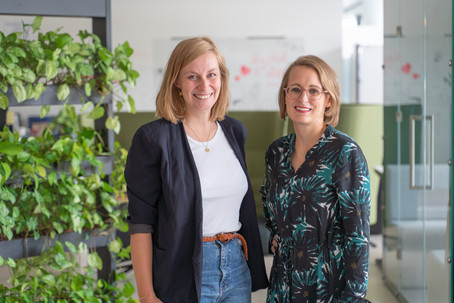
[{"left": 186, "top": 122, "right": 248, "bottom": 237}]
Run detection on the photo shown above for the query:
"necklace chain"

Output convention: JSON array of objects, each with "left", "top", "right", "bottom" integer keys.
[{"left": 184, "top": 121, "right": 213, "bottom": 152}]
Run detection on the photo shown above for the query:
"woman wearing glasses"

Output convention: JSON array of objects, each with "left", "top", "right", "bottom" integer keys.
[{"left": 261, "top": 55, "right": 371, "bottom": 302}]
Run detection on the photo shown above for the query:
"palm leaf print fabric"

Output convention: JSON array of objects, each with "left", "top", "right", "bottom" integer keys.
[{"left": 261, "top": 125, "right": 370, "bottom": 303}]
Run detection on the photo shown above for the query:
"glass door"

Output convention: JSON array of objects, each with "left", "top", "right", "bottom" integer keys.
[{"left": 382, "top": 0, "right": 453, "bottom": 302}]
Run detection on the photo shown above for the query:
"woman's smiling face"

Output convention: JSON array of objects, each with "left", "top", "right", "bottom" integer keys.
[
  {"left": 175, "top": 52, "right": 221, "bottom": 116},
  {"left": 285, "top": 65, "right": 331, "bottom": 128}
]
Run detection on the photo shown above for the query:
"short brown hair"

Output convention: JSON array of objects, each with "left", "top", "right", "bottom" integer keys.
[
  {"left": 278, "top": 55, "right": 340, "bottom": 127},
  {"left": 155, "top": 37, "right": 230, "bottom": 124}
]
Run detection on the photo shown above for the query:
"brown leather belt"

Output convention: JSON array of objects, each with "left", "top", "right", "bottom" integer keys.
[{"left": 202, "top": 232, "right": 248, "bottom": 261}]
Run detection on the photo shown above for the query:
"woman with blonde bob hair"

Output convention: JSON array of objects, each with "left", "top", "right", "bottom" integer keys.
[
  {"left": 261, "top": 55, "right": 371, "bottom": 302},
  {"left": 125, "top": 36, "right": 268, "bottom": 303},
  {"left": 156, "top": 36, "right": 230, "bottom": 123},
  {"left": 277, "top": 55, "right": 341, "bottom": 127}
]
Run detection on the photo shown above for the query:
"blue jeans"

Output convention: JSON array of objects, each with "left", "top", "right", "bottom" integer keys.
[{"left": 201, "top": 238, "right": 252, "bottom": 303}]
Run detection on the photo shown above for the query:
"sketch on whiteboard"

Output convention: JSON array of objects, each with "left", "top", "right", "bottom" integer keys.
[{"left": 384, "top": 36, "right": 451, "bottom": 106}]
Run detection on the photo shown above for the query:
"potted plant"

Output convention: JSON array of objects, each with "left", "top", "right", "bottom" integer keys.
[
  {"left": 0, "top": 15, "right": 139, "bottom": 132},
  {"left": 0, "top": 240, "right": 135, "bottom": 302}
]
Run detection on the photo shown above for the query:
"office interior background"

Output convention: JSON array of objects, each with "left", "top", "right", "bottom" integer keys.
[{"left": 0, "top": 0, "right": 452, "bottom": 302}]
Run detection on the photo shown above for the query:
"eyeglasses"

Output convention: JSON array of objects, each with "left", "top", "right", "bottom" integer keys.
[{"left": 284, "top": 85, "right": 328, "bottom": 101}]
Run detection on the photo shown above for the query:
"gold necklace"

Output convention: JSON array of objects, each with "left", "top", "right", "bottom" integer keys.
[{"left": 184, "top": 121, "right": 213, "bottom": 152}]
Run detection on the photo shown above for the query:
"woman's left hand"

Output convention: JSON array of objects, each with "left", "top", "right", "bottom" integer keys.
[{"left": 271, "top": 234, "right": 279, "bottom": 254}]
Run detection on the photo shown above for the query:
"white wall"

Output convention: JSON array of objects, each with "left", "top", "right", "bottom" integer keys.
[{"left": 111, "top": 0, "right": 343, "bottom": 112}]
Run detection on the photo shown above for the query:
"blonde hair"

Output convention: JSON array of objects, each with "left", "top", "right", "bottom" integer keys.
[
  {"left": 278, "top": 55, "right": 340, "bottom": 127},
  {"left": 155, "top": 37, "right": 230, "bottom": 124}
]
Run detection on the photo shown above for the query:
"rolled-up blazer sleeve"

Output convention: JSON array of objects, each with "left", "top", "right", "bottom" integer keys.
[{"left": 124, "top": 124, "right": 162, "bottom": 229}]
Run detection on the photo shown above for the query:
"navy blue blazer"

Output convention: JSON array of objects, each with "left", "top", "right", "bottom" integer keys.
[{"left": 125, "top": 116, "right": 269, "bottom": 302}]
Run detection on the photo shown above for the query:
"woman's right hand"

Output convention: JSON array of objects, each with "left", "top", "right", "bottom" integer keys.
[{"left": 271, "top": 234, "right": 279, "bottom": 254}]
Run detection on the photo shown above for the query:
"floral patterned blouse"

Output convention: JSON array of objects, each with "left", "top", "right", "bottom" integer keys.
[{"left": 261, "top": 125, "right": 370, "bottom": 303}]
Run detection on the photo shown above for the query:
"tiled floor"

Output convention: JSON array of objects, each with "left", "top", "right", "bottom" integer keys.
[{"left": 0, "top": 234, "right": 400, "bottom": 302}]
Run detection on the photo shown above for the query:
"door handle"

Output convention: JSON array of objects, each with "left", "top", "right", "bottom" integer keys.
[{"left": 409, "top": 115, "right": 434, "bottom": 190}]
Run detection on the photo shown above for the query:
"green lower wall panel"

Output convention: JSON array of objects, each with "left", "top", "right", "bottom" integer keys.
[{"left": 117, "top": 105, "right": 383, "bottom": 227}]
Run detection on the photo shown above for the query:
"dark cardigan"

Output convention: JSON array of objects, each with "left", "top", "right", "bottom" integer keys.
[{"left": 125, "top": 116, "right": 269, "bottom": 302}]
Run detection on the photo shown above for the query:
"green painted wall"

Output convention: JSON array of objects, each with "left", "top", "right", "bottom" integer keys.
[{"left": 116, "top": 104, "right": 383, "bottom": 226}]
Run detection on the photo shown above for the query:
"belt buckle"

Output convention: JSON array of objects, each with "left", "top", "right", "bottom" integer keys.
[{"left": 218, "top": 233, "right": 232, "bottom": 243}]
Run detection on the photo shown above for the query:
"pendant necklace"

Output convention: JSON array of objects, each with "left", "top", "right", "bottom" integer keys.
[{"left": 184, "top": 121, "right": 213, "bottom": 152}]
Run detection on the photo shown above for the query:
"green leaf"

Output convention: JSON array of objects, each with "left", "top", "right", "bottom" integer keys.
[
  {"left": 128, "top": 95, "right": 136, "bottom": 114},
  {"left": 32, "top": 16, "right": 43, "bottom": 32},
  {"left": 36, "top": 58, "right": 45, "bottom": 73},
  {"left": 0, "top": 52, "right": 14, "bottom": 69},
  {"left": 70, "top": 275, "right": 83, "bottom": 291},
  {"left": 41, "top": 274, "right": 56, "bottom": 286},
  {"left": 106, "top": 115, "right": 121, "bottom": 134},
  {"left": 106, "top": 67, "right": 126, "bottom": 82},
  {"left": 108, "top": 239, "right": 121, "bottom": 254},
  {"left": 0, "top": 162, "right": 11, "bottom": 185},
  {"left": 36, "top": 165, "right": 47, "bottom": 178},
  {"left": 77, "top": 62, "right": 94, "bottom": 76},
  {"left": 25, "top": 84, "right": 34, "bottom": 99},
  {"left": 56, "top": 83, "right": 70, "bottom": 100},
  {"left": 62, "top": 56, "right": 76, "bottom": 71},
  {"left": 87, "top": 252, "right": 103, "bottom": 270},
  {"left": 84, "top": 82, "right": 92, "bottom": 97},
  {"left": 0, "top": 202, "right": 9, "bottom": 217},
  {"left": 52, "top": 221, "right": 64, "bottom": 234},
  {"left": 71, "top": 214, "right": 85, "bottom": 233},
  {"left": 55, "top": 33, "right": 72, "bottom": 48},
  {"left": 52, "top": 48, "right": 62, "bottom": 61},
  {"left": 12, "top": 82, "right": 26, "bottom": 103},
  {"left": 33, "top": 82, "right": 46, "bottom": 100},
  {"left": 17, "top": 151, "right": 30, "bottom": 162},
  {"left": 30, "top": 41, "right": 44, "bottom": 59},
  {"left": 8, "top": 46, "right": 26, "bottom": 58},
  {"left": 21, "top": 68, "right": 36, "bottom": 83},
  {"left": 48, "top": 171, "right": 58, "bottom": 185},
  {"left": 0, "top": 93, "right": 8, "bottom": 109},
  {"left": 0, "top": 80, "right": 7, "bottom": 93},
  {"left": 66, "top": 42, "right": 81, "bottom": 55},
  {"left": 45, "top": 60, "right": 58, "bottom": 80},
  {"left": 11, "top": 66, "right": 22, "bottom": 78},
  {"left": 23, "top": 163, "right": 34, "bottom": 175},
  {"left": 116, "top": 100, "right": 124, "bottom": 112},
  {"left": 65, "top": 241, "right": 77, "bottom": 253},
  {"left": 54, "top": 253, "right": 70, "bottom": 269},
  {"left": 3, "top": 228, "right": 13, "bottom": 241},
  {"left": 40, "top": 104, "right": 50, "bottom": 118},
  {"left": 71, "top": 157, "right": 81, "bottom": 175},
  {"left": 0, "top": 188, "right": 16, "bottom": 204},
  {"left": 0, "top": 141, "right": 23, "bottom": 155},
  {"left": 87, "top": 106, "right": 105, "bottom": 120},
  {"left": 122, "top": 281, "right": 136, "bottom": 297},
  {"left": 81, "top": 100, "right": 93, "bottom": 112},
  {"left": 7, "top": 257, "right": 16, "bottom": 268}
]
